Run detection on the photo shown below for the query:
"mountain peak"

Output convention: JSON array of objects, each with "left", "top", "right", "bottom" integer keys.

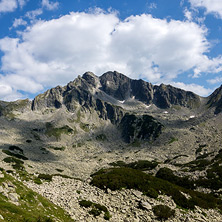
[{"left": 208, "top": 84, "right": 222, "bottom": 114}]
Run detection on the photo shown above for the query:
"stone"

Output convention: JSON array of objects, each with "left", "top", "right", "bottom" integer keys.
[
  {"left": 133, "top": 190, "right": 142, "bottom": 198},
  {"left": 0, "top": 173, "right": 4, "bottom": 178},
  {"left": 139, "top": 201, "right": 152, "bottom": 211},
  {"left": 0, "top": 186, "right": 4, "bottom": 193},
  {"left": 8, "top": 192, "right": 19, "bottom": 203}
]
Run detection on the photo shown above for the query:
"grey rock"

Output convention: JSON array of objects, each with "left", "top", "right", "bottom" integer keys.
[
  {"left": 0, "top": 172, "right": 4, "bottom": 178},
  {"left": 139, "top": 201, "right": 152, "bottom": 211},
  {"left": 120, "top": 113, "right": 163, "bottom": 143},
  {"left": 0, "top": 186, "right": 4, "bottom": 193},
  {"left": 8, "top": 192, "right": 19, "bottom": 202},
  {"left": 207, "top": 84, "right": 222, "bottom": 114}
]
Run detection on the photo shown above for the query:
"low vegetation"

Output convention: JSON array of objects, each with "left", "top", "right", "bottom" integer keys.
[
  {"left": 0, "top": 170, "right": 74, "bottom": 222},
  {"left": 156, "top": 168, "right": 195, "bottom": 189},
  {"left": 38, "top": 174, "right": 53, "bottom": 182},
  {"left": 90, "top": 167, "right": 222, "bottom": 210},
  {"left": 3, "top": 157, "right": 24, "bottom": 171},
  {"left": 153, "top": 205, "right": 175, "bottom": 220},
  {"left": 168, "top": 137, "right": 178, "bottom": 144},
  {"left": 50, "top": 146, "right": 66, "bottom": 151},
  {"left": 79, "top": 200, "right": 111, "bottom": 220},
  {"left": 96, "top": 134, "right": 107, "bottom": 141},
  {"left": 45, "top": 123, "right": 74, "bottom": 140},
  {"left": 2, "top": 149, "right": 28, "bottom": 160},
  {"left": 109, "top": 160, "right": 158, "bottom": 171}
]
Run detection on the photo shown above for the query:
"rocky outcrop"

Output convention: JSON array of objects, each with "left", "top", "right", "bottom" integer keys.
[
  {"left": 120, "top": 113, "right": 163, "bottom": 143},
  {"left": 25, "top": 176, "right": 222, "bottom": 222},
  {"left": 99, "top": 71, "right": 201, "bottom": 108},
  {"left": 31, "top": 71, "right": 203, "bottom": 114},
  {"left": 95, "top": 99, "right": 124, "bottom": 124},
  {"left": 99, "top": 71, "right": 132, "bottom": 101},
  {"left": 207, "top": 85, "right": 222, "bottom": 114},
  {"left": 153, "top": 84, "right": 201, "bottom": 109},
  {"left": 31, "top": 86, "right": 64, "bottom": 110},
  {"left": 0, "top": 99, "right": 31, "bottom": 117}
]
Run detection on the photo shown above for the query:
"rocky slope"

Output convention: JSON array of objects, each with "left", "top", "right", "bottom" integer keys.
[{"left": 0, "top": 71, "right": 222, "bottom": 221}]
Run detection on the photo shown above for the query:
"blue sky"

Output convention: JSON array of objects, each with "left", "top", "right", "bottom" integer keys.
[{"left": 0, "top": 0, "right": 222, "bottom": 100}]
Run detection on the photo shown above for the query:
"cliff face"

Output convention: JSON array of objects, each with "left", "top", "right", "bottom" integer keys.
[
  {"left": 99, "top": 71, "right": 201, "bottom": 109},
  {"left": 1, "top": 71, "right": 221, "bottom": 144},
  {"left": 207, "top": 85, "right": 222, "bottom": 114}
]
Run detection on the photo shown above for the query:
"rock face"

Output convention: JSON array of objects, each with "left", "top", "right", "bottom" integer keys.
[
  {"left": 120, "top": 114, "right": 163, "bottom": 143},
  {"left": 207, "top": 85, "right": 222, "bottom": 114},
  {"left": 2, "top": 71, "right": 222, "bottom": 117},
  {"left": 99, "top": 71, "right": 201, "bottom": 108},
  {"left": 31, "top": 71, "right": 202, "bottom": 112},
  {"left": 153, "top": 84, "right": 201, "bottom": 109},
  {"left": 0, "top": 99, "right": 31, "bottom": 117}
]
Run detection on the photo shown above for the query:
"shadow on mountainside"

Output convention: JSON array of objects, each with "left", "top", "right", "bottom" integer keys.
[{"left": 0, "top": 116, "right": 60, "bottom": 163}]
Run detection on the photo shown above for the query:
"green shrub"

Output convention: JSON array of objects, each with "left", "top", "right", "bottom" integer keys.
[
  {"left": 55, "top": 169, "right": 63, "bottom": 172},
  {"left": 89, "top": 208, "right": 101, "bottom": 217},
  {"left": 51, "top": 147, "right": 65, "bottom": 151},
  {"left": 91, "top": 167, "right": 222, "bottom": 210},
  {"left": 38, "top": 174, "right": 52, "bottom": 182},
  {"left": 96, "top": 134, "right": 107, "bottom": 141},
  {"left": 79, "top": 200, "right": 111, "bottom": 219},
  {"left": 79, "top": 200, "right": 93, "bottom": 208},
  {"left": 34, "top": 177, "right": 42, "bottom": 185},
  {"left": 3, "top": 157, "right": 24, "bottom": 164},
  {"left": 2, "top": 150, "right": 28, "bottom": 160},
  {"left": 104, "top": 211, "right": 112, "bottom": 220},
  {"left": 184, "top": 159, "right": 211, "bottom": 171},
  {"left": 109, "top": 160, "right": 158, "bottom": 171},
  {"left": 156, "top": 168, "right": 195, "bottom": 189},
  {"left": 153, "top": 205, "right": 175, "bottom": 219},
  {"left": 94, "top": 203, "right": 108, "bottom": 212},
  {"left": 169, "top": 137, "right": 178, "bottom": 144},
  {"left": 9, "top": 145, "right": 24, "bottom": 154},
  {"left": 45, "top": 123, "right": 74, "bottom": 140}
]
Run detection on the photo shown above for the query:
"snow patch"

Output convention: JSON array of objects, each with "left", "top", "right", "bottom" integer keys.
[
  {"left": 189, "top": 115, "right": 195, "bottom": 119},
  {"left": 163, "top": 111, "right": 168, "bottom": 114},
  {"left": 145, "top": 104, "right": 151, "bottom": 109},
  {"left": 118, "top": 100, "right": 125, "bottom": 104}
]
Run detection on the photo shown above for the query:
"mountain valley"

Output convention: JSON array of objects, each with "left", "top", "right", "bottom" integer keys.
[{"left": 0, "top": 71, "right": 222, "bottom": 221}]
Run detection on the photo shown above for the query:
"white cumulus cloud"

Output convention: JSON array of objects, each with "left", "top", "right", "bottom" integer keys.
[
  {"left": 42, "top": 0, "right": 59, "bottom": 10},
  {"left": 189, "top": 0, "right": 222, "bottom": 18},
  {"left": 169, "top": 82, "right": 212, "bottom": 96},
  {"left": 207, "top": 76, "right": 222, "bottom": 85},
  {"left": 12, "top": 18, "right": 27, "bottom": 28},
  {"left": 0, "top": 0, "right": 17, "bottom": 13},
  {"left": 0, "top": 10, "right": 221, "bottom": 100},
  {"left": 0, "top": 0, "right": 28, "bottom": 13}
]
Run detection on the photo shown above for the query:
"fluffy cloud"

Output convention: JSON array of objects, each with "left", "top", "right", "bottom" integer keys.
[
  {"left": 0, "top": 10, "right": 221, "bottom": 100},
  {"left": 0, "top": 0, "right": 17, "bottom": 13},
  {"left": 207, "top": 76, "right": 222, "bottom": 85},
  {"left": 0, "top": 0, "right": 27, "bottom": 13},
  {"left": 12, "top": 18, "right": 27, "bottom": 28},
  {"left": 25, "top": 8, "right": 43, "bottom": 19},
  {"left": 189, "top": 0, "right": 222, "bottom": 18},
  {"left": 169, "top": 82, "right": 212, "bottom": 96},
  {"left": 0, "top": 81, "right": 23, "bottom": 101},
  {"left": 41, "top": 0, "right": 59, "bottom": 10},
  {"left": 17, "top": 0, "right": 27, "bottom": 8}
]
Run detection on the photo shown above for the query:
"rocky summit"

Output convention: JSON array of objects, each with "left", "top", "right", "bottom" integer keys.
[{"left": 0, "top": 71, "right": 222, "bottom": 221}]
